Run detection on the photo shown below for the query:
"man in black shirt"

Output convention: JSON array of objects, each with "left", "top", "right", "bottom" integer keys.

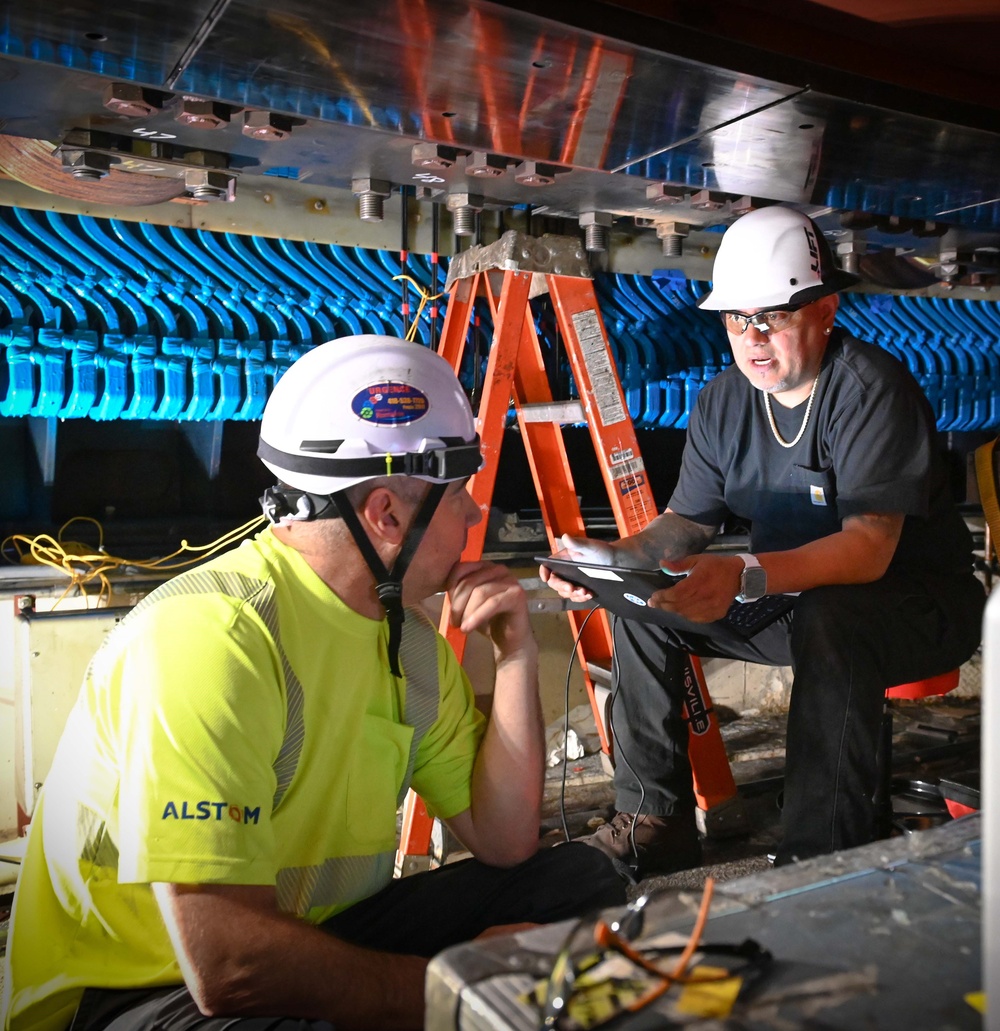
[{"left": 541, "top": 205, "right": 984, "bottom": 875}]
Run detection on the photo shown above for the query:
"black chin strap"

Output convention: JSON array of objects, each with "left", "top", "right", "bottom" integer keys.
[{"left": 331, "top": 482, "right": 448, "bottom": 677}]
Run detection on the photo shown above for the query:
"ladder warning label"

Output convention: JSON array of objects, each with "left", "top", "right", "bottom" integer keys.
[
  {"left": 609, "top": 455, "right": 645, "bottom": 479},
  {"left": 572, "top": 310, "right": 626, "bottom": 427}
]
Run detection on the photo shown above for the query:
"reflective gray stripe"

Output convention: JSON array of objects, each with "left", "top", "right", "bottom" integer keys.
[
  {"left": 78, "top": 803, "right": 119, "bottom": 868},
  {"left": 118, "top": 573, "right": 443, "bottom": 917},
  {"left": 396, "top": 605, "right": 442, "bottom": 805},
  {"left": 275, "top": 850, "right": 395, "bottom": 915},
  {"left": 123, "top": 568, "right": 306, "bottom": 809}
]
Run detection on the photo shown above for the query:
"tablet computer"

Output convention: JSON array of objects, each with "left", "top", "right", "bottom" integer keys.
[
  {"left": 536, "top": 554, "right": 796, "bottom": 636},
  {"left": 535, "top": 555, "right": 685, "bottom": 625}
]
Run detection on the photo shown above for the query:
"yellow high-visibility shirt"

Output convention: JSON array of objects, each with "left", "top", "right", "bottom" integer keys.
[{"left": 3, "top": 528, "right": 484, "bottom": 1031}]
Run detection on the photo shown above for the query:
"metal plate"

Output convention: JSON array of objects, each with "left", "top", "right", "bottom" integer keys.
[{"left": 0, "top": 0, "right": 998, "bottom": 271}]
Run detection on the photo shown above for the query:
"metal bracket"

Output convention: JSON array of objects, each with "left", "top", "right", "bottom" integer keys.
[
  {"left": 444, "top": 230, "right": 591, "bottom": 288},
  {"left": 696, "top": 794, "right": 751, "bottom": 839}
]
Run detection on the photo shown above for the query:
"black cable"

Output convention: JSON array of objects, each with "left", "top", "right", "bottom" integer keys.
[
  {"left": 609, "top": 614, "right": 647, "bottom": 866},
  {"left": 558, "top": 607, "right": 598, "bottom": 842}
]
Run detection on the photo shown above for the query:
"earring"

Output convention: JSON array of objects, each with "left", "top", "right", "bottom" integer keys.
[{"left": 824, "top": 327, "right": 832, "bottom": 335}]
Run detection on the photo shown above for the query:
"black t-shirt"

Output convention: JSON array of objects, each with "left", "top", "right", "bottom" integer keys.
[{"left": 668, "top": 330, "right": 974, "bottom": 577}]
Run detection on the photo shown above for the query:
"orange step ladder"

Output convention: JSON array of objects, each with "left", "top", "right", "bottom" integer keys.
[{"left": 395, "top": 232, "right": 745, "bottom": 875}]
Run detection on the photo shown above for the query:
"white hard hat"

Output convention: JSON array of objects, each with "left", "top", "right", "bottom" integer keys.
[
  {"left": 698, "top": 206, "right": 859, "bottom": 311},
  {"left": 257, "top": 335, "right": 482, "bottom": 496}
]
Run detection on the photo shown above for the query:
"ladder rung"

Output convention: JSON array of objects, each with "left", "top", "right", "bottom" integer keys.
[
  {"left": 586, "top": 661, "right": 613, "bottom": 685},
  {"left": 519, "top": 401, "right": 586, "bottom": 423}
]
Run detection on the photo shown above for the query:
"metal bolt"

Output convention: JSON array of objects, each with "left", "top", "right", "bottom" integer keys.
[
  {"left": 446, "top": 192, "right": 484, "bottom": 237},
  {"left": 352, "top": 178, "right": 392, "bottom": 222},
  {"left": 102, "top": 82, "right": 161, "bottom": 119},
  {"left": 16, "top": 594, "right": 35, "bottom": 614},
  {"left": 184, "top": 168, "right": 236, "bottom": 201},
  {"left": 175, "top": 99, "right": 231, "bottom": 130},
  {"left": 242, "top": 110, "right": 296, "bottom": 142},
  {"left": 59, "top": 149, "right": 112, "bottom": 180},
  {"left": 579, "top": 211, "right": 612, "bottom": 253},
  {"left": 411, "top": 143, "right": 462, "bottom": 170},
  {"left": 835, "top": 233, "right": 866, "bottom": 275},
  {"left": 656, "top": 221, "right": 689, "bottom": 257},
  {"left": 513, "top": 160, "right": 561, "bottom": 187},
  {"left": 465, "top": 151, "right": 506, "bottom": 177}
]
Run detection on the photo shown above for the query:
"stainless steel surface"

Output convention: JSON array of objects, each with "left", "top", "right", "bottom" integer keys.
[
  {"left": 425, "top": 816, "right": 982, "bottom": 1030},
  {"left": 0, "top": 0, "right": 997, "bottom": 281}
]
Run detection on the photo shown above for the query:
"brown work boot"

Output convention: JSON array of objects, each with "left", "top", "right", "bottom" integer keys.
[{"left": 578, "top": 809, "right": 702, "bottom": 882}]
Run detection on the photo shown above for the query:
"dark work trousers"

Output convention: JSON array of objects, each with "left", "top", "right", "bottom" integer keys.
[
  {"left": 608, "top": 571, "right": 985, "bottom": 866},
  {"left": 67, "top": 843, "right": 624, "bottom": 1031}
]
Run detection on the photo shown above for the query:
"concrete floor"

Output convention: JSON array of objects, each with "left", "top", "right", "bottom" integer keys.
[{"left": 538, "top": 694, "right": 981, "bottom": 901}]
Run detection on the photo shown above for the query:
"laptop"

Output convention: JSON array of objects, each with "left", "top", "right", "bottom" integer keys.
[{"left": 536, "top": 554, "right": 795, "bottom": 638}]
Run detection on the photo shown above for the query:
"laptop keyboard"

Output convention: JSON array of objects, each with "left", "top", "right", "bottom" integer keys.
[{"left": 722, "top": 594, "right": 796, "bottom": 637}]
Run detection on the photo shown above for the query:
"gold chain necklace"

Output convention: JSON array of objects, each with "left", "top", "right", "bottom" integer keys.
[{"left": 763, "top": 377, "right": 819, "bottom": 448}]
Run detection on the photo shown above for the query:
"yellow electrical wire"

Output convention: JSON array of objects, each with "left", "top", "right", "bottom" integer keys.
[
  {"left": 1, "top": 514, "right": 266, "bottom": 609},
  {"left": 392, "top": 274, "right": 444, "bottom": 342}
]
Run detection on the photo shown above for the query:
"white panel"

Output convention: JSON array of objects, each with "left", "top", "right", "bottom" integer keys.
[{"left": 13, "top": 609, "right": 127, "bottom": 820}]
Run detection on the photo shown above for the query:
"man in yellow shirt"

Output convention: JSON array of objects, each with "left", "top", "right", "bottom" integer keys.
[{"left": 3, "top": 337, "right": 624, "bottom": 1031}]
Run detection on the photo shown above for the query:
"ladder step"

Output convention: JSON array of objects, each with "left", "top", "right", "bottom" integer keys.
[{"left": 519, "top": 401, "right": 586, "bottom": 423}]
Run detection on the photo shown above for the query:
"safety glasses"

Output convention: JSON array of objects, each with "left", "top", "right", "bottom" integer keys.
[
  {"left": 721, "top": 303, "right": 807, "bottom": 335},
  {"left": 538, "top": 879, "right": 772, "bottom": 1030}
]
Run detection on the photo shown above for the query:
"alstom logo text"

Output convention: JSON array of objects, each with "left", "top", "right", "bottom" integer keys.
[{"left": 162, "top": 801, "right": 261, "bottom": 824}]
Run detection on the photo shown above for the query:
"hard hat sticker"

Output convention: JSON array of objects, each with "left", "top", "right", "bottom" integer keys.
[{"left": 352, "top": 382, "right": 429, "bottom": 424}]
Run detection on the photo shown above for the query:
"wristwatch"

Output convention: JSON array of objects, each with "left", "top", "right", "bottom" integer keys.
[{"left": 736, "top": 554, "right": 767, "bottom": 603}]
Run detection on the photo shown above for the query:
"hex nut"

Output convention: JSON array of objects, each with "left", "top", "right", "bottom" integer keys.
[
  {"left": 645, "top": 183, "right": 686, "bottom": 204},
  {"left": 579, "top": 211, "right": 613, "bottom": 228},
  {"left": 242, "top": 111, "right": 296, "bottom": 142},
  {"left": 59, "top": 149, "right": 112, "bottom": 180},
  {"left": 689, "top": 189, "right": 726, "bottom": 211},
  {"left": 176, "top": 99, "right": 231, "bottom": 130},
  {"left": 411, "top": 143, "right": 462, "bottom": 170},
  {"left": 466, "top": 151, "right": 506, "bottom": 177},
  {"left": 446, "top": 192, "right": 484, "bottom": 212},
  {"left": 351, "top": 178, "right": 392, "bottom": 198},
  {"left": 513, "top": 160, "right": 561, "bottom": 186},
  {"left": 184, "top": 168, "right": 236, "bottom": 201},
  {"left": 102, "top": 83, "right": 161, "bottom": 119}
]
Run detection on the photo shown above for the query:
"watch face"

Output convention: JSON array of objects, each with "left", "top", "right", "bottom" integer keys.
[{"left": 742, "top": 566, "right": 768, "bottom": 599}]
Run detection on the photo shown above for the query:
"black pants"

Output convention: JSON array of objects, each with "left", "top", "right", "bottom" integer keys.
[
  {"left": 608, "top": 571, "right": 984, "bottom": 865},
  {"left": 68, "top": 843, "right": 624, "bottom": 1031}
]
